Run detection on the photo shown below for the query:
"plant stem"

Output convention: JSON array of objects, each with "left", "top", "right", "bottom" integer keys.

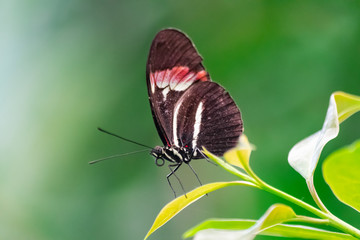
[
  {"left": 307, "top": 177, "right": 330, "bottom": 213},
  {"left": 327, "top": 214, "right": 360, "bottom": 240},
  {"left": 292, "top": 215, "right": 329, "bottom": 225},
  {"left": 259, "top": 181, "right": 360, "bottom": 239}
]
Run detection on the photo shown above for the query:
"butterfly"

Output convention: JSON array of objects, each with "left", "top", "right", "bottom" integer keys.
[{"left": 146, "top": 28, "right": 243, "bottom": 196}]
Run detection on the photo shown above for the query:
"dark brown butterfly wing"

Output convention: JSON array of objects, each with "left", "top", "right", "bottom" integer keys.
[{"left": 146, "top": 29, "right": 210, "bottom": 146}]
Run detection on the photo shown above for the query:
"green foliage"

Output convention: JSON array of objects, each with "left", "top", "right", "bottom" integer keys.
[
  {"left": 184, "top": 219, "right": 357, "bottom": 240},
  {"left": 323, "top": 140, "right": 360, "bottom": 213},
  {"left": 187, "top": 204, "right": 297, "bottom": 240}
]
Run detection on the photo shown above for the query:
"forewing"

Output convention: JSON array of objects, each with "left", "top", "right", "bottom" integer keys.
[
  {"left": 146, "top": 29, "right": 210, "bottom": 146},
  {"left": 174, "top": 81, "right": 243, "bottom": 157}
]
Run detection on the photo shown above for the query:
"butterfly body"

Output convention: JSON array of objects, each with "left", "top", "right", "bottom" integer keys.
[{"left": 151, "top": 145, "right": 191, "bottom": 166}]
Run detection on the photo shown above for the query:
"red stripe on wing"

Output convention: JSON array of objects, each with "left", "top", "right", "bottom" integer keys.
[{"left": 150, "top": 67, "right": 209, "bottom": 91}]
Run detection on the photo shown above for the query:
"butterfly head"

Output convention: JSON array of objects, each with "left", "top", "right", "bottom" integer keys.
[{"left": 150, "top": 146, "right": 163, "bottom": 158}]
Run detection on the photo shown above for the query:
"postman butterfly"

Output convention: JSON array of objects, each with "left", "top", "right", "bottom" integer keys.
[
  {"left": 93, "top": 29, "right": 243, "bottom": 197},
  {"left": 146, "top": 29, "right": 243, "bottom": 195}
]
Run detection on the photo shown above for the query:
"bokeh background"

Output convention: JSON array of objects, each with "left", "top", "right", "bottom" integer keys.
[{"left": 1, "top": 0, "right": 360, "bottom": 239}]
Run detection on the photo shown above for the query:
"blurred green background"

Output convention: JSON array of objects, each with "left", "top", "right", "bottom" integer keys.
[{"left": 1, "top": 0, "right": 360, "bottom": 239}]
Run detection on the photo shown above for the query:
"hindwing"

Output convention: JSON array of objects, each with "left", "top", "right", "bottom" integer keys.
[{"left": 173, "top": 81, "right": 243, "bottom": 157}]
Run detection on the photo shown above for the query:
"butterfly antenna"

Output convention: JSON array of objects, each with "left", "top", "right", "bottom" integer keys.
[
  {"left": 98, "top": 127, "right": 153, "bottom": 149},
  {"left": 89, "top": 149, "right": 149, "bottom": 164}
]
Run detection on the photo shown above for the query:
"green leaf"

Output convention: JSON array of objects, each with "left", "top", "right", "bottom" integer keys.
[
  {"left": 335, "top": 93, "right": 360, "bottom": 124},
  {"left": 323, "top": 140, "right": 360, "bottom": 212},
  {"left": 144, "top": 181, "right": 256, "bottom": 240},
  {"left": 288, "top": 92, "right": 360, "bottom": 181},
  {"left": 190, "top": 204, "right": 297, "bottom": 240},
  {"left": 184, "top": 219, "right": 357, "bottom": 240},
  {"left": 259, "top": 204, "right": 296, "bottom": 229},
  {"left": 223, "top": 135, "right": 254, "bottom": 170}
]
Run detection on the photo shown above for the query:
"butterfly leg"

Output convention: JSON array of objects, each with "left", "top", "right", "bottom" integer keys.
[
  {"left": 188, "top": 149, "right": 211, "bottom": 196},
  {"left": 186, "top": 162, "right": 203, "bottom": 186},
  {"left": 185, "top": 162, "right": 209, "bottom": 197},
  {"left": 167, "top": 163, "right": 187, "bottom": 198}
]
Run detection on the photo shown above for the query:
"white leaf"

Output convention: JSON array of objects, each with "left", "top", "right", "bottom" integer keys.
[
  {"left": 288, "top": 91, "right": 360, "bottom": 180},
  {"left": 288, "top": 95, "right": 339, "bottom": 180}
]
